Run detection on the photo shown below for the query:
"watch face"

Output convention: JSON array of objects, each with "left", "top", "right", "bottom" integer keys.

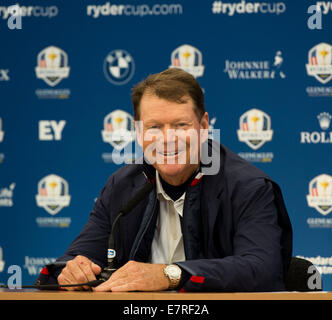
[{"left": 167, "top": 265, "right": 181, "bottom": 279}]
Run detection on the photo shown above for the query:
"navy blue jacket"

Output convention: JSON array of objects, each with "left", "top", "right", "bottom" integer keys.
[{"left": 37, "top": 141, "right": 292, "bottom": 292}]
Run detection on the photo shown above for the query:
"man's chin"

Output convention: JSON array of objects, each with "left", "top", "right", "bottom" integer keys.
[
  {"left": 154, "top": 163, "right": 196, "bottom": 184},
  {"left": 155, "top": 163, "right": 185, "bottom": 176}
]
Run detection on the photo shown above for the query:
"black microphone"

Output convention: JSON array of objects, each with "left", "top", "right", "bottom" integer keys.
[{"left": 96, "top": 181, "right": 154, "bottom": 283}]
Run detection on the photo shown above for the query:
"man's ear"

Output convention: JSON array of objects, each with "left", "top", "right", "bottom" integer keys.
[
  {"left": 200, "top": 112, "right": 209, "bottom": 143},
  {"left": 134, "top": 120, "right": 143, "bottom": 148},
  {"left": 200, "top": 112, "right": 209, "bottom": 130}
]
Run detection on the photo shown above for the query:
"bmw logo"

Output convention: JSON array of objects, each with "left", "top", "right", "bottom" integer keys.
[{"left": 103, "top": 49, "right": 135, "bottom": 85}]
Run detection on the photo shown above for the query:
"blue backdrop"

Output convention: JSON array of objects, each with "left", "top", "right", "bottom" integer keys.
[{"left": 0, "top": 0, "right": 332, "bottom": 290}]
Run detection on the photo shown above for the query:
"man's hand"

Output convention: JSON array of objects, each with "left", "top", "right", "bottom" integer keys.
[
  {"left": 57, "top": 255, "right": 101, "bottom": 291},
  {"left": 93, "top": 261, "right": 170, "bottom": 292}
]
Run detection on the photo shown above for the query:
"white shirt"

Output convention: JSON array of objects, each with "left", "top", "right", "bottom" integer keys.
[{"left": 149, "top": 171, "right": 186, "bottom": 265}]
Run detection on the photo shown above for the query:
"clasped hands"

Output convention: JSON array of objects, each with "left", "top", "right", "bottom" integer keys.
[{"left": 57, "top": 255, "right": 170, "bottom": 292}]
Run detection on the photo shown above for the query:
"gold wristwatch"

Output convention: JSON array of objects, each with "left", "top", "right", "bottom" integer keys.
[{"left": 163, "top": 264, "right": 182, "bottom": 289}]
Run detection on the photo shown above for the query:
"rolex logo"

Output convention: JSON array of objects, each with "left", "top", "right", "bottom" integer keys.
[
  {"left": 301, "top": 112, "right": 332, "bottom": 144},
  {"left": 317, "top": 112, "right": 332, "bottom": 130}
]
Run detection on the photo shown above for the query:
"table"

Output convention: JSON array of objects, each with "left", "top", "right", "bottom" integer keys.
[{"left": 1, "top": 289, "right": 332, "bottom": 300}]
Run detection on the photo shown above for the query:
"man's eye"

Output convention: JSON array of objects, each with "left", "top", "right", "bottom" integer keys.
[{"left": 176, "top": 123, "right": 187, "bottom": 127}]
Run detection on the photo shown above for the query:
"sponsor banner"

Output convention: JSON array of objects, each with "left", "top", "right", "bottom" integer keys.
[
  {"left": 306, "top": 173, "right": 332, "bottom": 217},
  {"left": 0, "top": 118, "right": 4, "bottom": 142},
  {"left": 104, "top": 50, "right": 135, "bottom": 85},
  {"left": 315, "top": 1, "right": 332, "bottom": 15},
  {"left": 238, "top": 152, "right": 274, "bottom": 163},
  {"left": 36, "top": 217, "right": 71, "bottom": 228},
  {"left": 101, "top": 109, "right": 137, "bottom": 163},
  {"left": 306, "top": 86, "right": 332, "bottom": 97},
  {"left": 306, "top": 43, "right": 332, "bottom": 85},
  {"left": 0, "top": 183, "right": 15, "bottom": 207},
  {"left": 297, "top": 255, "right": 332, "bottom": 275},
  {"left": 0, "top": 5, "right": 58, "bottom": 19},
  {"left": 0, "top": 69, "right": 9, "bottom": 81},
  {"left": 300, "top": 112, "right": 332, "bottom": 144},
  {"left": 35, "top": 88, "right": 70, "bottom": 99},
  {"left": 35, "top": 46, "right": 71, "bottom": 99},
  {"left": 101, "top": 109, "right": 136, "bottom": 150},
  {"left": 237, "top": 108, "right": 274, "bottom": 163},
  {"left": 305, "top": 43, "right": 332, "bottom": 97},
  {"left": 224, "top": 51, "right": 286, "bottom": 80},
  {"left": 86, "top": 2, "right": 183, "bottom": 18},
  {"left": 212, "top": 1, "right": 286, "bottom": 16},
  {"left": 35, "top": 174, "right": 71, "bottom": 228},
  {"left": 104, "top": 49, "right": 135, "bottom": 85},
  {"left": 38, "top": 120, "right": 66, "bottom": 141},
  {"left": 23, "top": 256, "right": 56, "bottom": 276},
  {"left": 36, "top": 174, "right": 71, "bottom": 215},
  {"left": 0, "top": 247, "right": 4, "bottom": 273},
  {"left": 35, "top": 46, "right": 70, "bottom": 87},
  {"left": 237, "top": 108, "right": 273, "bottom": 149},
  {"left": 169, "top": 44, "right": 205, "bottom": 78}
]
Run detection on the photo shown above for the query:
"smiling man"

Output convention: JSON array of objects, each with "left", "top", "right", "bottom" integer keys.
[
  {"left": 36, "top": 68, "right": 292, "bottom": 292},
  {"left": 134, "top": 73, "right": 209, "bottom": 186}
]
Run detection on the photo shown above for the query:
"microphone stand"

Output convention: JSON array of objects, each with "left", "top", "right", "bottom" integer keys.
[{"left": 97, "top": 181, "right": 154, "bottom": 283}]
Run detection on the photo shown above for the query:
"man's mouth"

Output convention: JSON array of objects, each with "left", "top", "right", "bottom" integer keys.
[
  {"left": 160, "top": 151, "right": 178, "bottom": 156},
  {"left": 156, "top": 150, "right": 185, "bottom": 157}
]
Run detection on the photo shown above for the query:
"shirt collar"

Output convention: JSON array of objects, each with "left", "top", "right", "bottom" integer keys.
[{"left": 155, "top": 171, "right": 186, "bottom": 203}]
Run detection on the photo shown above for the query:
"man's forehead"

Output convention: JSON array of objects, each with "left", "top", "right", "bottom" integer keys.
[
  {"left": 141, "top": 91, "right": 193, "bottom": 104},
  {"left": 140, "top": 94, "right": 195, "bottom": 115}
]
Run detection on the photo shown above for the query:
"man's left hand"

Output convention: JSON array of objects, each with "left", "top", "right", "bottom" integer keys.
[{"left": 93, "top": 261, "right": 170, "bottom": 292}]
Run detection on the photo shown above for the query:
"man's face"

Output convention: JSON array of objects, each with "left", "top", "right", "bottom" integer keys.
[{"left": 136, "top": 93, "right": 209, "bottom": 185}]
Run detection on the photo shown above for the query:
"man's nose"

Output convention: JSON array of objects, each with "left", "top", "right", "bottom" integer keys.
[
  {"left": 154, "top": 126, "right": 176, "bottom": 151},
  {"left": 163, "top": 126, "right": 178, "bottom": 147}
]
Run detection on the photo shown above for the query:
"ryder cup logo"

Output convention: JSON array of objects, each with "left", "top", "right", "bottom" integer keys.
[
  {"left": 103, "top": 50, "right": 135, "bottom": 85},
  {"left": 36, "top": 174, "right": 71, "bottom": 215},
  {"left": 0, "top": 118, "right": 4, "bottom": 142},
  {"left": 307, "top": 174, "right": 332, "bottom": 216},
  {"left": 35, "top": 46, "right": 70, "bottom": 87},
  {"left": 170, "top": 44, "right": 205, "bottom": 78},
  {"left": 101, "top": 109, "right": 136, "bottom": 150},
  {"left": 237, "top": 108, "right": 273, "bottom": 150},
  {"left": 306, "top": 43, "right": 332, "bottom": 84}
]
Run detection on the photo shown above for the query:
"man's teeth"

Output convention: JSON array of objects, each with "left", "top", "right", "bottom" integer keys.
[{"left": 158, "top": 151, "right": 178, "bottom": 156}]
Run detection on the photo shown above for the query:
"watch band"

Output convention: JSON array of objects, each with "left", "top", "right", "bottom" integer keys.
[{"left": 168, "top": 277, "right": 180, "bottom": 289}]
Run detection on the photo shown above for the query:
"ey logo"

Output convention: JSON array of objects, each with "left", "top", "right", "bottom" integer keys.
[{"left": 38, "top": 120, "right": 66, "bottom": 141}]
